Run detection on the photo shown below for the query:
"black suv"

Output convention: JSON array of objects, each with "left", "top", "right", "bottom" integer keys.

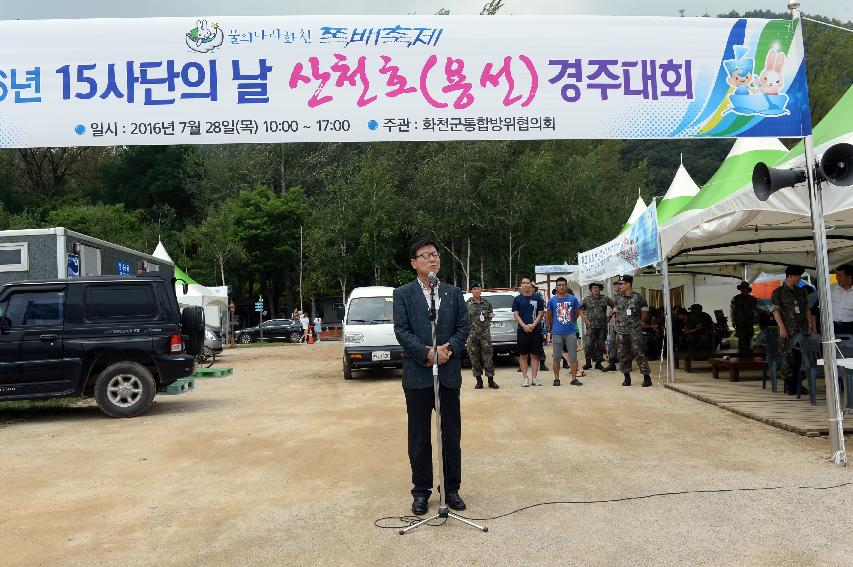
[
  {"left": 0, "top": 272, "right": 203, "bottom": 417},
  {"left": 235, "top": 318, "right": 303, "bottom": 344}
]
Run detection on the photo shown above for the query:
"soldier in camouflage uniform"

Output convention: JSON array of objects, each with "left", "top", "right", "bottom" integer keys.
[
  {"left": 771, "top": 266, "right": 816, "bottom": 395},
  {"left": 731, "top": 281, "right": 759, "bottom": 352},
  {"left": 613, "top": 274, "right": 652, "bottom": 387},
  {"left": 466, "top": 282, "right": 498, "bottom": 389},
  {"left": 580, "top": 282, "right": 614, "bottom": 371}
]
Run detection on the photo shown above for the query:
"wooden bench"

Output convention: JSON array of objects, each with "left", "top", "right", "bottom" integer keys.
[
  {"left": 709, "top": 357, "right": 766, "bottom": 382},
  {"left": 674, "top": 349, "right": 741, "bottom": 372}
]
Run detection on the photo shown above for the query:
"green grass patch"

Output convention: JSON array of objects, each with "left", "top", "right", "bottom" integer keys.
[
  {"left": 0, "top": 397, "right": 79, "bottom": 412},
  {"left": 0, "top": 398, "right": 83, "bottom": 425}
]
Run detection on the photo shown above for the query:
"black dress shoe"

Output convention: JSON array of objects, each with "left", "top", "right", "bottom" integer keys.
[
  {"left": 446, "top": 493, "right": 466, "bottom": 511},
  {"left": 412, "top": 496, "right": 428, "bottom": 516}
]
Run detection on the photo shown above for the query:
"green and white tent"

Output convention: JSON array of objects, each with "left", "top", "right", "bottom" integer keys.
[
  {"left": 619, "top": 195, "right": 648, "bottom": 233},
  {"left": 656, "top": 162, "right": 700, "bottom": 226},
  {"left": 659, "top": 85, "right": 853, "bottom": 279},
  {"left": 152, "top": 241, "right": 228, "bottom": 330}
]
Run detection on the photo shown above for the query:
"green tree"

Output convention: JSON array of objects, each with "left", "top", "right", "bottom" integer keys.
[
  {"left": 45, "top": 203, "right": 145, "bottom": 249},
  {"left": 92, "top": 145, "right": 203, "bottom": 219},
  {"left": 228, "top": 185, "right": 306, "bottom": 316},
  {"left": 193, "top": 202, "right": 246, "bottom": 287}
]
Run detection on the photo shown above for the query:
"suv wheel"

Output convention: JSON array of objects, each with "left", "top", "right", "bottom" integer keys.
[
  {"left": 239, "top": 332, "right": 254, "bottom": 344},
  {"left": 343, "top": 354, "right": 353, "bottom": 380},
  {"left": 289, "top": 331, "right": 303, "bottom": 343},
  {"left": 94, "top": 362, "right": 157, "bottom": 418},
  {"left": 181, "top": 306, "right": 205, "bottom": 356}
]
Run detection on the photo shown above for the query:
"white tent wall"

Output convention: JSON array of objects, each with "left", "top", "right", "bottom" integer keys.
[
  {"left": 153, "top": 240, "right": 231, "bottom": 334},
  {"left": 177, "top": 285, "right": 228, "bottom": 330},
  {"left": 632, "top": 273, "right": 737, "bottom": 320},
  {"left": 534, "top": 270, "right": 582, "bottom": 300}
]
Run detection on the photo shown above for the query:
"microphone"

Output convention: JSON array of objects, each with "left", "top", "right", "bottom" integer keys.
[{"left": 428, "top": 272, "right": 437, "bottom": 288}]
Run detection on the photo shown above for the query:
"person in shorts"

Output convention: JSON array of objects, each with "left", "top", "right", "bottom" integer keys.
[
  {"left": 512, "top": 276, "right": 545, "bottom": 387},
  {"left": 546, "top": 277, "right": 583, "bottom": 386}
]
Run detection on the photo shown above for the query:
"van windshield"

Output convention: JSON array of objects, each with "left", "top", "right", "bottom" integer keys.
[
  {"left": 485, "top": 294, "right": 516, "bottom": 310},
  {"left": 347, "top": 297, "right": 393, "bottom": 325}
]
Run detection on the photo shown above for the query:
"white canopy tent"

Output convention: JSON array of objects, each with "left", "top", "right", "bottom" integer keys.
[
  {"left": 152, "top": 241, "right": 229, "bottom": 331},
  {"left": 654, "top": 85, "right": 853, "bottom": 463},
  {"left": 620, "top": 195, "right": 648, "bottom": 233},
  {"left": 656, "top": 162, "right": 701, "bottom": 227},
  {"left": 661, "top": 87, "right": 853, "bottom": 273}
]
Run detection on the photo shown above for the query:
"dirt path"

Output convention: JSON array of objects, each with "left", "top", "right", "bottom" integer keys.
[{"left": 1, "top": 343, "right": 850, "bottom": 566}]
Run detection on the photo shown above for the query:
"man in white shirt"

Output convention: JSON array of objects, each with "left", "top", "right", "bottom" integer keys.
[{"left": 831, "top": 264, "right": 853, "bottom": 335}]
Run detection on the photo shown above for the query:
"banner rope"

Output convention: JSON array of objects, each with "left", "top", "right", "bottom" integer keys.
[{"left": 802, "top": 17, "right": 853, "bottom": 33}]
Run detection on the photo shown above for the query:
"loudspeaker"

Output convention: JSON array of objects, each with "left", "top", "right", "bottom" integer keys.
[
  {"left": 752, "top": 163, "right": 807, "bottom": 201},
  {"left": 818, "top": 142, "right": 853, "bottom": 187}
]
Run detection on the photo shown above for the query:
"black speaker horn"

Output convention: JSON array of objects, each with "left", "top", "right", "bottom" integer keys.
[
  {"left": 752, "top": 162, "right": 807, "bottom": 201},
  {"left": 818, "top": 142, "right": 853, "bottom": 187}
]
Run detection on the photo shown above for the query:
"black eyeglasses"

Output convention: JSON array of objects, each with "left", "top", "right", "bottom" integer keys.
[{"left": 416, "top": 252, "right": 440, "bottom": 260}]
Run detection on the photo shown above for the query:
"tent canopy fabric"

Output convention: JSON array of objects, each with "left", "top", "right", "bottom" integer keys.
[
  {"left": 152, "top": 240, "right": 174, "bottom": 264},
  {"left": 659, "top": 137, "right": 790, "bottom": 257},
  {"left": 620, "top": 195, "right": 648, "bottom": 233},
  {"left": 151, "top": 242, "right": 228, "bottom": 328},
  {"left": 658, "top": 85, "right": 853, "bottom": 277},
  {"left": 656, "top": 163, "right": 700, "bottom": 225},
  {"left": 174, "top": 265, "right": 199, "bottom": 287}
]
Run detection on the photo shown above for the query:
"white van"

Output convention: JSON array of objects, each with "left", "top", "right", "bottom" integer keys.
[{"left": 342, "top": 286, "right": 403, "bottom": 380}]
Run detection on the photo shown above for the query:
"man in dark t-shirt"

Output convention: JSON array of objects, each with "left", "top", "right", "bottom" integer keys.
[{"left": 512, "top": 276, "right": 545, "bottom": 387}]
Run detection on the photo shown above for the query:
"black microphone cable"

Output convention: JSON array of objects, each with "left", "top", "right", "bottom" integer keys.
[{"left": 374, "top": 481, "right": 852, "bottom": 530}]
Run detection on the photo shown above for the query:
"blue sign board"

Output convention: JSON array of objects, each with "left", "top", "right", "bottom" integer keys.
[
  {"left": 67, "top": 253, "right": 80, "bottom": 278},
  {"left": 117, "top": 260, "right": 132, "bottom": 276}
]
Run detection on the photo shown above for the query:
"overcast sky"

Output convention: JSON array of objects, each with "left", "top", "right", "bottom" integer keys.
[{"left": 1, "top": 0, "right": 849, "bottom": 21}]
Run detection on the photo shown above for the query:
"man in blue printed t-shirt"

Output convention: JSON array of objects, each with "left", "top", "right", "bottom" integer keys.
[
  {"left": 546, "top": 277, "right": 583, "bottom": 387},
  {"left": 512, "top": 276, "right": 545, "bottom": 387}
]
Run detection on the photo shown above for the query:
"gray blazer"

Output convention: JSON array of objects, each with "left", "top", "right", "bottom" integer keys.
[{"left": 393, "top": 279, "right": 469, "bottom": 390}]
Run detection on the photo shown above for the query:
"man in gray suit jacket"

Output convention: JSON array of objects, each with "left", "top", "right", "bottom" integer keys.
[{"left": 393, "top": 239, "right": 470, "bottom": 516}]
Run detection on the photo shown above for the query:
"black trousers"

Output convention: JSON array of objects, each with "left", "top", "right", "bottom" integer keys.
[{"left": 404, "top": 385, "right": 461, "bottom": 498}]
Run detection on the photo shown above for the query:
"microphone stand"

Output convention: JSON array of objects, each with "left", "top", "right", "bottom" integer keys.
[{"left": 400, "top": 280, "right": 488, "bottom": 535}]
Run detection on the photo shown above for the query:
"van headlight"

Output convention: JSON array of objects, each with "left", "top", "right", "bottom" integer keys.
[
  {"left": 205, "top": 330, "right": 217, "bottom": 341},
  {"left": 345, "top": 332, "right": 364, "bottom": 344}
]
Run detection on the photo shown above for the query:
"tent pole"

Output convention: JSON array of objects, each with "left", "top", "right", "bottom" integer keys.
[
  {"left": 791, "top": 1, "right": 846, "bottom": 465},
  {"left": 662, "top": 258, "right": 676, "bottom": 383},
  {"left": 804, "top": 134, "right": 847, "bottom": 465}
]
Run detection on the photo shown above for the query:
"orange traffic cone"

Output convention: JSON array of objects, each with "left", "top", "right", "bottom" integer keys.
[
  {"left": 332, "top": 326, "right": 340, "bottom": 337},
  {"left": 308, "top": 332, "right": 315, "bottom": 345}
]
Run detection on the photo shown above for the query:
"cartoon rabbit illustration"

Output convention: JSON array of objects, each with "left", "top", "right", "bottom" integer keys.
[{"left": 758, "top": 48, "right": 786, "bottom": 95}]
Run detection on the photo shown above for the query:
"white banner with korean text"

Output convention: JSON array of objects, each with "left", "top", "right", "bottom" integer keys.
[
  {"left": 0, "top": 15, "right": 811, "bottom": 147},
  {"left": 578, "top": 202, "right": 662, "bottom": 284}
]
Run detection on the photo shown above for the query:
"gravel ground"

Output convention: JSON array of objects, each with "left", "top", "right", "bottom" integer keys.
[{"left": 1, "top": 342, "right": 850, "bottom": 566}]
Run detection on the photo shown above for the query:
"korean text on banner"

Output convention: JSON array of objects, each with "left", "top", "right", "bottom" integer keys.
[
  {"left": 0, "top": 15, "right": 810, "bottom": 148},
  {"left": 578, "top": 202, "right": 661, "bottom": 284}
]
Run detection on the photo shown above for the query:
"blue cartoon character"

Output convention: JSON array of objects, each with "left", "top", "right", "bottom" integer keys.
[
  {"left": 723, "top": 45, "right": 789, "bottom": 118},
  {"left": 724, "top": 46, "right": 756, "bottom": 95},
  {"left": 186, "top": 19, "right": 224, "bottom": 53}
]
